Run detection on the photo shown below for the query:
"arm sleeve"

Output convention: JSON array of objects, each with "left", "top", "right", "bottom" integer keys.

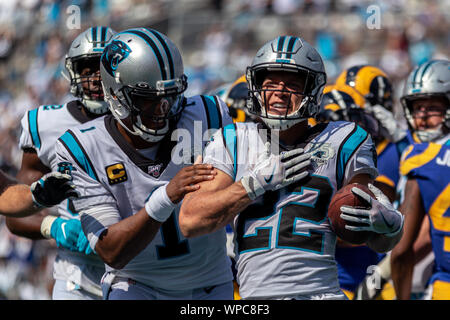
[
  {"left": 203, "top": 128, "right": 235, "bottom": 179},
  {"left": 343, "top": 134, "right": 379, "bottom": 185},
  {"left": 55, "top": 139, "right": 121, "bottom": 250}
]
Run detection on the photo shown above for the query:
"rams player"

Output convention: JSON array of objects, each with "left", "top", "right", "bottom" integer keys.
[
  {"left": 55, "top": 28, "right": 234, "bottom": 299},
  {"left": 391, "top": 59, "right": 450, "bottom": 300},
  {"left": 6, "top": 27, "right": 116, "bottom": 299},
  {"left": 179, "top": 36, "right": 404, "bottom": 300}
]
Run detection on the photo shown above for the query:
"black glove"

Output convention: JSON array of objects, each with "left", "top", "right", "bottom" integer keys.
[{"left": 31, "top": 172, "right": 79, "bottom": 208}]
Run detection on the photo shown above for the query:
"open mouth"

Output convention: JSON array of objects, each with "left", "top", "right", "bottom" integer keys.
[
  {"left": 89, "top": 91, "right": 104, "bottom": 100},
  {"left": 268, "top": 103, "right": 290, "bottom": 115}
]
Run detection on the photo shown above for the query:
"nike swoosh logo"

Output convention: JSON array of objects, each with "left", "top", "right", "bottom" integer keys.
[
  {"left": 264, "top": 167, "right": 276, "bottom": 184},
  {"left": 61, "top": 222, "right": 67, "bottom": 239},
  {"left": 380, "top": 210, "right": 394, "bottom": 229}
]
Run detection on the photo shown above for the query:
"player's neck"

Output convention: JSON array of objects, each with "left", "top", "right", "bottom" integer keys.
[
  {"left": 115, "top": 120, "right": 159, "bottom": 150},
  {"left": 278, "top": 120, "right": 308, "bottom": 146},
  {"left": 80, "top": 106, "right": 103, "bottom": 120}
]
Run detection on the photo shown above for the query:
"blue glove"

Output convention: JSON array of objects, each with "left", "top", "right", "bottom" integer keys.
[
  {"left": 50, "top": 218, "right": 84, "bottom": 252},
  {"left": 76, "top": 229, "right": 94, "bottom": 255}
]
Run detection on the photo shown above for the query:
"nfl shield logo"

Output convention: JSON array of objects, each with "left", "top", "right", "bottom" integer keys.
[{"left": 148, "top": 163, "right": 163, "bottom": 178}]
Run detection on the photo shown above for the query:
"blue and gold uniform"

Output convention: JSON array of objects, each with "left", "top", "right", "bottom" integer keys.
[
  {"left": 400, "top": 137, "right": 450, "bottom": 299},
  {"left": 376, "top": 131, "right": 419, "bottom": 192}
]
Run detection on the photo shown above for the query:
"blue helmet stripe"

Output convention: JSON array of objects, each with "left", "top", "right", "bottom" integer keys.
[
  {"left": 419, "top": 60, "right": 438, "bottom": 86},
  {"left": 146, "top": 28, "right": 175, "bottom": 79},
  {"left": 286, "top": 36, "right": 297, "bottom": 59},
  {"left": 276, "top": 36, "right": 286, "bottom": 58},
  {"left": 124, "top": 30, "right": 167, "bottom": 80},
  {"left": 101, "top": 26, "right": 107, "bottom": 46},
  {"left": 92, "top": 27, "right": 98, "bottom": 47}
]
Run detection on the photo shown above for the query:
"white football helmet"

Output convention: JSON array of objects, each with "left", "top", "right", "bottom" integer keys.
[
  {"left": 400, "top": 59, "right": 450, "bottom": 142},
  {"left": 65, "top": 26, "right": 116, "bottom": 114},
  {"left": 246, "top": 35, "right": 326, "bottom": 130},
  {"left": 100, "top": 28, "right": 187, "bottom": 143}
]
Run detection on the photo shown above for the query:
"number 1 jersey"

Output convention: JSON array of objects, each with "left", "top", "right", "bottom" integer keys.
[{"left": 55, "top": 95, "right": 234, "bottom": 291}]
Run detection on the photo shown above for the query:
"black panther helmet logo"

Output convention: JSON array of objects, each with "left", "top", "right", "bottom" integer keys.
[{"left": 101, "top": 39, "right": 132, "bottom": 76}]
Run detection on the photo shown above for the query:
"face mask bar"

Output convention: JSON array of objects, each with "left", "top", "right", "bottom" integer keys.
[
  {"left": 68, "top": 54, "right": 104, "bottom": 101},
  {"left": 248, "top": 65, "right": 320, "bottom": 120},
  {"left": 401, "top": 93, "right": 450, "bottom": 134}
]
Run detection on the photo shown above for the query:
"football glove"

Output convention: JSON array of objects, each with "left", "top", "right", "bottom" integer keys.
[
  {"left": 41, "top": 216, "right": 92, "bottom": 253},
  {"left": 340, "top": 183, "right": 404, "bottom": 236},
  {"left": 368, "top": 104, "right": 407, "bottom": 143},
  {"left": 241, "top": 142, "right": 311, "bottom": 200},
  {"left": 31, "top": 172, "right": 79, "bottom": 208}
]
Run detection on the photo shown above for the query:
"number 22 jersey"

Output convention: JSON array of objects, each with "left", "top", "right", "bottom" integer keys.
[{"left": 203, "top": 121, "right": 378, "bottom": 299}]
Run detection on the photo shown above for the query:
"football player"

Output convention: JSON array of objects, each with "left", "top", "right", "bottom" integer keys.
[
  {"left": 391, "top": 59, "right": 450, "bottom": 300},
  {"left": 0, "top": 170, "right": 77, "bottom": 217},
  {"left": 6, "top": 26, "right": 116, "bottom": 299},
  {"left": 336, "top": 65, "right": 410, "bottom": 201},
  {"left": 317, "top": 83, "right": 387, "bottom": 299},
  {"left": 55, "top": 28, "right": 234, "bottom": 299},
  {"left": 179, "top": 35, "right": 404, "bottom": 300}
]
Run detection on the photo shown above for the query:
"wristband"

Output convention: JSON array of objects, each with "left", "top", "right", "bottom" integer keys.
[
  {"left": 40, "top": 215, "right": 58, "bottom": 239},
  {"left": 144, "top": 185, "right": 177, "bottom": 222}
]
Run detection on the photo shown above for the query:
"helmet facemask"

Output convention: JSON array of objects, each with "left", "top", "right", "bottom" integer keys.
[
  {"left": 401, "top": 93, "right": 450, "bottom": 142},
  {"left": 104, "top": 75, "right": 187, "bottom": 143},
  {"left": 66, "top": 54, "right": 108, "bottom": 114},
  {"left": 247, "top": 65, "right": 325, "bottom": 130}
]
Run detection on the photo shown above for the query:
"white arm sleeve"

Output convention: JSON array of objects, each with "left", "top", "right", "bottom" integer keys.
[
  {"left": 80, "top": 203, "right": 120, "bottom": 252},
  {"left": 203, "top": 128, "right": 235, "bottom": 179},
  {"left": 343, "top": 134, "right": 379, "bottom": 185}
]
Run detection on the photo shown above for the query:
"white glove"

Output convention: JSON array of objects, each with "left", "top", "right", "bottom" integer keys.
[
  {"left": 368, "top": 104, "right": 406, "bottom": 143},
  {"left": 241, "top": 142, "right": 311, "bottom": 200},
  {"left": 340, "top": 183, "right": 404, "bottom": 237}
]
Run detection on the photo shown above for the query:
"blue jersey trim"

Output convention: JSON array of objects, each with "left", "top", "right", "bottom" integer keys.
[
  {"left": 202, "top": 95, "right": 221, "bottom": 130},
  {"left": 59, "top": 130, "right": 99, "bottom": 181},
  {"left": 27, "top": 109, "right": 41, "bottom": 150},
  {"left": 337, "top": 125, "right": 368, "bottom": 189},
  {"left": 222, "top": 123, "right": 237, "bottom": 179}
]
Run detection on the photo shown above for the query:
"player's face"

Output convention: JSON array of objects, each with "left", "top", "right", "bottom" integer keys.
[
  {"left": 260, "top": 71, "right": 305, "bottom": 116},
  {"left": 132, "top": 96, "right": 170, "bottom": 130},
  {"left": 79, "top": 58, "right": 103, "bottom": 100},
  {"left": 411, "top": 97, "right": 447, "bottom": 131}
]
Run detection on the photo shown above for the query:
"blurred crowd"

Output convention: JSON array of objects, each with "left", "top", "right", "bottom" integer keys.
[{"left": 0, "top": 0, "right": 448, "bottom": 299}]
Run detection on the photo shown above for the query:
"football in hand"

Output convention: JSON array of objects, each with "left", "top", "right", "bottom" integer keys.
[{"left": 328, "top": 183, "right": 375, "bottom": 245}]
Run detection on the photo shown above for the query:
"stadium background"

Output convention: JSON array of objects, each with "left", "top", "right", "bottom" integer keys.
[{"left": 0, "top": 0, "right": 447, "bottom": 299}]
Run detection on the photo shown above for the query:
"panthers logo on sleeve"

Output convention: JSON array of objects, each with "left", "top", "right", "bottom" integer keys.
[{"left": 101, "top": 39, "right": 132, "bottom": 76}]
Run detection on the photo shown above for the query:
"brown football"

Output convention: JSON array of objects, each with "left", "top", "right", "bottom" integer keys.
[{"left": 328, "top": 183, "right": 375, "bottom": 245}]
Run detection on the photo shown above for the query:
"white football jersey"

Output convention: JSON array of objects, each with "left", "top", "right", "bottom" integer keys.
[
  {"left": 203, "top": 121, "right": 378, "bottom": 299},
  {"left": 55, "top": 95, "right": 234, "bottom": 291},
  {"left": 19, "top": 100, "right": 105, "bottom": 295}
]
